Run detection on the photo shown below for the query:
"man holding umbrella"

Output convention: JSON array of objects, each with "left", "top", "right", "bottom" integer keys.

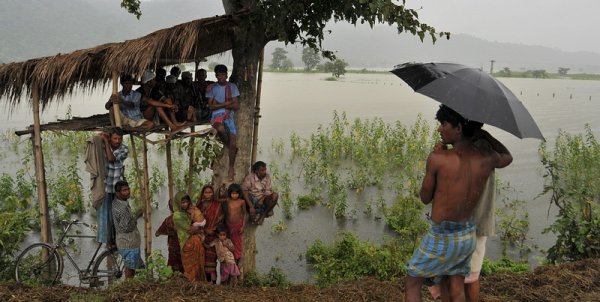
[{"left": 404, "top": 105, "right": 512, "bottom": 302}]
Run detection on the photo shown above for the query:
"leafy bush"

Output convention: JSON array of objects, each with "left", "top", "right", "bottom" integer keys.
[
  {"left": 480, "top": 257, "right": 530, "bottom": 276},
  {"left": 306, "top": 233, "right": 411, "bottom": 287},
  {"left": 243, "top": 267, "right": 291, "bottom": 288},
  {"left": 382, "top": 195, "right": 427, "bottom": 241},
  {"left": 297, "top": 195, "right": 318, "bottom": 210},
  {"left": 134, "top": 250, "right": 175, "bottom": 282},
  {"left": 539, "top": 126, "right": 600, "bottom": 263},
  {"left": 0, "top": 171, "right": 35, "bottom": 280}
]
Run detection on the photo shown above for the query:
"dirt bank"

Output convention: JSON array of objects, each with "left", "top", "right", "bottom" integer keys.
[{"left": 1, "top": 258, "right": 598, "bottom": 302}]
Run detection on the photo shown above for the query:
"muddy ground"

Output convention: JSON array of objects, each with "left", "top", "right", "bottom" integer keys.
[{"left": 1, "top": 258, "right": 599, "bottom": 302}]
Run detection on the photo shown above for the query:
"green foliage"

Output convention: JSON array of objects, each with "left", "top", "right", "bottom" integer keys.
[
  {"left": 119, "top": 0, "right": 447, "bottom": 61},
  {"left": 306, "top": 233, "right": 411, "bottom": 287},
  {"left": 47, "top": 162, "right": 85, "bottom": 223},
  {"left": 0, "top": 172, "right": 35, "bottom": 280},
  {"left": 382, "top": 195, "right": 427, "bottom": 242},
  {"left": 274, "top": 111, "right": 435, "bottom": 218},
  {"left": 539, "top": 126, "right": 600, "bottom": 263},
  {"left": 243, "top": 267, "right": 291, "bottom": 288},
  {"left": 302, "top": 47, "right": 321, "bottom": 71},
  {"left": 480, "top": 257, "right": 530, "bottom": 276},
  {"left": 495, "top": 181, "right": 531, "bottom": 259},
  {"left": 297, "top": 195, "right": 318, "bottom": 210},
  {"left": 134, "top": 250, "right": 175, "bottom": 282}
]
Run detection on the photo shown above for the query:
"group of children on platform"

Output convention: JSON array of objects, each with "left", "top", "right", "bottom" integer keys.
[{"left": 155, "top": 184, "right": 246, "bottom": 286}]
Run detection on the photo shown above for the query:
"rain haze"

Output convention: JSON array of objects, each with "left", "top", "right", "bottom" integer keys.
[{"left": 402, "top": 0, "right": 599, "bottom": 53}]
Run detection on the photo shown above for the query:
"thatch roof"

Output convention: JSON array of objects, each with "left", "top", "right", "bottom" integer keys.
[{"left": 0, "top": 11, "right": 248, "bottom": 109}]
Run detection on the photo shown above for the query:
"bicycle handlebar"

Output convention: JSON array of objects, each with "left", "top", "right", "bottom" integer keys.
[{"left": 60, "top": 219, "right": 91, "bottom": 228}]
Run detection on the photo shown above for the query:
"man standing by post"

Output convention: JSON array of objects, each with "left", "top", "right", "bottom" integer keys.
[
  {"left": 404, "top": 105, "right": 512, "bottom": 302},
  {"left": 112, "top": 180, "right": 144, "bottom": 278},
  {"left": 96, "top": 127, "right": 128, "bottom": 247},
  {"left": 242, "top": 161, "right": 279, "bottom": 224}
]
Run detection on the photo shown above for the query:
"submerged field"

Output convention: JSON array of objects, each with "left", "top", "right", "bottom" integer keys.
[{"left": 1, "top": 258, "right": 599, "bottom": 302}]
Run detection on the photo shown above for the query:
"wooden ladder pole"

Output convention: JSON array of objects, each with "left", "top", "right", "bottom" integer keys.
[
  {"left": 141, "top": 137, "right": 152, "bottom": 259},
  {"left": 166, "top": 135, "right": 174, "bottom": 203},
  {"left": 186, "top": 127, "right": 196, "bottom": 194},
  {"left": 251, "top": 48, "right": 265, "bottom": 164},
  {"left": 112, "top": 72, "right": 122, "bottom": 127},
  {"left": 31, "top": 83, "right": 53, "bottom": 245}
]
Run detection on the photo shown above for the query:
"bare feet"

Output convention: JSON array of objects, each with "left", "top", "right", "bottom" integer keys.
[{"left": 170, "top": 124, "right": 186, "bottom": 135}]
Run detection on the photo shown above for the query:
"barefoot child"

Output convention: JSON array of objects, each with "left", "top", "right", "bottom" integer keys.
[
  {"left": 208, "top": 226, "right": 240, "bottom": 286},
  {"left": 223, "top": 183, "right": 246, "bottom": 263}
]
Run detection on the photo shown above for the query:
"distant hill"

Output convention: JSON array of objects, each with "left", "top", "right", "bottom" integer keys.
[
  {"left": 2, "top": 0, "right": 600, "bottom": 74},
  {"left": 265, "top": 23, "right": 600, "bottom": 74}
]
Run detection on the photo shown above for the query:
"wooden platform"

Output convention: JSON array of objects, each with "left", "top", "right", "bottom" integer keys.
[{"left": 15, "top": 113, "right": 215, "bottom": 143}]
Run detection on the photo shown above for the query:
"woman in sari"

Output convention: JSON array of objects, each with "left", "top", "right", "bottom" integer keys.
[
  {"left": 154, "top": 198, "right": 183, "bottom": 273},
  {"left": 196, "top": 185, "right": 226, "bottom": 282},
  {"left": 173, "top": 191, "right": 207, "bottom": 282}
]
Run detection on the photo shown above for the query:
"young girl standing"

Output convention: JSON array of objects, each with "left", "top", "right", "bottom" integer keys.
[
  {"left": 224, "top": 183, "right": 246, "bottom": 263},
  {"left": 208, "top": 227, "right": 240, "bottom": 286}
]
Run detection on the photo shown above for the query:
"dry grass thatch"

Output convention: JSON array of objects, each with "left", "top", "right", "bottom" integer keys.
[{"left": 0, "top": 11, "right": 248, "bottom": 110}]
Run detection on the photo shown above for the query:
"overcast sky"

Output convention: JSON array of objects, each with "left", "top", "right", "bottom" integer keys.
[{"left": 399, "top": 0, "right": 598, "bottom": 53}]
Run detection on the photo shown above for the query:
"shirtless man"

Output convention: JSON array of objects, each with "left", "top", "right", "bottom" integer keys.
[{"left": 405, "top": 105, "right": 512, "bottom": 302}]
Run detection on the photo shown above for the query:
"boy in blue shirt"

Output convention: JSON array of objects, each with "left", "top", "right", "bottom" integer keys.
[{"left": 206, "top": 64, "right": 240, "bottom": 181}]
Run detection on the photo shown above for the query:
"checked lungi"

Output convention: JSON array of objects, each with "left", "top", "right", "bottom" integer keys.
[{"left": 406, "top": 218, "right": 476, "bottom": 284}]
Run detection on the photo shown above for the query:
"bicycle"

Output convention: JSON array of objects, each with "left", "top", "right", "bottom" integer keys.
[{"left": 14, "top": 219, "right": 124, "bottom": 288}]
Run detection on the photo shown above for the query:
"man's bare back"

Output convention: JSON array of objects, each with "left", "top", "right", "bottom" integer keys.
[{"left": 425, "top": 145, "right": 499, "bottom": 223}]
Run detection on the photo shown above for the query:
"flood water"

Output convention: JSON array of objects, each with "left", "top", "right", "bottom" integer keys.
[{"left": 3, "top": 73, "right": 600, "bottom": 283}]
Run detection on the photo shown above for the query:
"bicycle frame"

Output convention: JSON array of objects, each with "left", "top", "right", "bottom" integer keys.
[{"left": 53, "top": 221, "right": 106, "bottom": 282}]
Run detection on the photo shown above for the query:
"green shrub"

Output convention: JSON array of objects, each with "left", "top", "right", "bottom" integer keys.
[
  {"left": 134, "top": 250, "right": 175, "bottom": 282},
  {"left": 539, "top": 126, "right": 600, "bottom": 263},
  {"left": 243, "top": 267, "right": 291, "bottom": 288},
  {"left": 382, "top": 195, "right": 428, "bottom": 241},
  {"left": 297, "top": 195, "right": 318, "bottom": 210},
  {"left": 306, "top": 233, "right": 411, "bottom": 287},
  {"left": 480, "top": 257, "right": 530, "bottom": 276}
]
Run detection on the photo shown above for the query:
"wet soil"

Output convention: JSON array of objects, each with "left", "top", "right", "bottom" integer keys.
[{"left": 1, "top": 258, "right": 599, "bottom": 302}]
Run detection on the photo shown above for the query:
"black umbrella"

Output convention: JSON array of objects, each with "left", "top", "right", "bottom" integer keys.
[{"left": 391, "top": 62, "right": 544, "bottom": 140}]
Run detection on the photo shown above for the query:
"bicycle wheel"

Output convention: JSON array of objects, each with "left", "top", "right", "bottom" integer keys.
[
  {"left": 15, "top": 243, "right": 63, "bottom": 285},
  {"left": 90, "top": 248, "right": 124, "bottom": 288}
]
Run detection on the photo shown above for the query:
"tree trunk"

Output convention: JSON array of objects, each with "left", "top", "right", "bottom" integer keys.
[{"left": 215, "top": 0, "right": 267, "bottom": 273}]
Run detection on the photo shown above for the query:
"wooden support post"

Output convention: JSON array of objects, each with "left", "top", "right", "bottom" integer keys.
[
  {"left": 31, "top": 84, "right": 53, "bottom": 244},
  {"left": 166, "top": 135, "right": 174, "bottom": 203},
  {"left": 129, "top": 134, "right": 146, "bottom": 213},
  {"left": 251, "top": 48, "right": 265, "bottom": 164},
  {"left": 186, "top": 126, "right": 195, "bottom": 194},
  {"left": 112, "top": 73, "right": 122, "bottom": 127},
  {"left": 141, "top": 137, "right": 152, "bottom": 259}
]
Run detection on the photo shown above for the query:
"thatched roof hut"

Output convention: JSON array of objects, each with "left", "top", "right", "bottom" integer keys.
[{"left": 0, "top": 11, "right": 248, "bottom": 110}]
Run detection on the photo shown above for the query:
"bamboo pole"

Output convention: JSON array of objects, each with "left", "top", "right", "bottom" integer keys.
[
  {"left": 166, "top": 135, "right": 174, "bottom": 203},
  {"left": 129, "top": 134, "right": 146, "bottom": 214},
  {"left": 141, "top": 138, "right": 152, "bottom": 259},
  {"left": 251, "top": 48, "right": 265, "bottom": 163},
  {"left": 112, "top": 73, "right": 122, "bottom": 127},
  {"left": 186, "top": 127, "right": 195, "bottom": 194},
  {"left": 31, "top": 84, "right": 53, "bottom": 244}
]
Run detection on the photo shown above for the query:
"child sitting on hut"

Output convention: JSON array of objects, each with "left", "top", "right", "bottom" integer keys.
[
  {"left": 223, "top": 183, "right": 246, "bottom": 265},
  {"left": 207, "top": 226, "right": 240, "bottom": 286}
]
